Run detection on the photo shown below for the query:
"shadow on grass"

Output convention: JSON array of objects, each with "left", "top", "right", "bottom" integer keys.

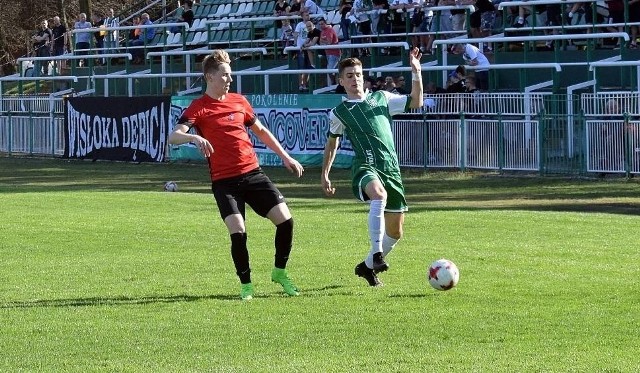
[
  {"left": 0, "top": 294, "right": 240, "bottom": 309},
  {"left": 1, "top": 285, "right": 350, "bottom": 309}
]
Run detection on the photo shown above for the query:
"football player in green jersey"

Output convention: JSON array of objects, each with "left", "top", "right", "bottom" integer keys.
[{"left": 321, "top": 47, "right": 423, "bottom": 286}]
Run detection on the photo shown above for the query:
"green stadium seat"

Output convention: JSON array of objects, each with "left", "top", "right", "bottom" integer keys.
[{"left": 194, "top": 4, "right": 210, "bottom": 18}]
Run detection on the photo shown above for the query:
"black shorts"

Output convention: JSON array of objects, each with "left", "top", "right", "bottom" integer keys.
[{"left": 211, "top": 168, "right": 286, "bottom": 220}]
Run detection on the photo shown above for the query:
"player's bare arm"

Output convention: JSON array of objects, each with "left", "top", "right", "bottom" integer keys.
[
  {"left": 168, "top": 122, "right": 214, "bottom": 157},
  {"left": 250, "top": 119, "right": 304, "bottom": 178},
  {"left": 408, "top": 47, "right": 424, "bottom": 109},
  {"left": 321, "top": 136, "right": 339, "bottom": 196}
]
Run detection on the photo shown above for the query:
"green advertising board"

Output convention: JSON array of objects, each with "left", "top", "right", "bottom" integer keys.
[{"left": 169, "top": 94, "right": 354, "bottom": 168}]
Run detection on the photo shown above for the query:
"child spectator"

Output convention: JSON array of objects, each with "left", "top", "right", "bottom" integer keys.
[{"left": 280, "top": 18, "right": 295, "bottom": 57}]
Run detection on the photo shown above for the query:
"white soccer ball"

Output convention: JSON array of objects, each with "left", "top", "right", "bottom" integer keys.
[
  {"left": 163, "top": 181, "right": 178, "bottom": 192},
  {"left": 428, "top": 258, "right": 459, "bottom": 291}
]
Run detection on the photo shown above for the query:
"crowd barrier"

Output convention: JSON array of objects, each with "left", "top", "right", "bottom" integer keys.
[{"left": 0, "top": 92, "right": 638, "bottom": 176}]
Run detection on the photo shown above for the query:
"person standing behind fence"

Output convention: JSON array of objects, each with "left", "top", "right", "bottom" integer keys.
[
  {"left": 31, "top": 19, "right": 52, "bottom": 76},
  {"left": 350, "top": 0, "right": 373, "bottom": 57},
  {"left": 168, "top": 49, "right": 304, "bottom": 300},
  {"left": 51, "top": 16, "right": 67, "bottom": 74},
  {"left": 74, "top": 13, "right": 92, "bottom": 67},
  {"left": 274, "top": 0, "right": 290, "bottom": 29},
  {"left": 338, "top": 0, "right": 353, "bottom": 41},
  {"left": 171, "top": 0, "right": 193, "bottom": 33},
  {"left": 129, "top": 13, "right": 155, "bottom": 64},
  {"left": 104, "top": 9, "right": 120, "bottom": 59},
  {"left": 450, "top": 43, "right": 490, "bottom": 91},
  {"left": 91, "top": 13, "right": 106, "bottom": 65},
  {"left": 318, "top": 18, "right": 340, "bottom": 86}
]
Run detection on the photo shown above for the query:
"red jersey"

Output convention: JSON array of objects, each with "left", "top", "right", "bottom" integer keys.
[{"left": 179, "top": 93, "right": 260, "bottom": 181}]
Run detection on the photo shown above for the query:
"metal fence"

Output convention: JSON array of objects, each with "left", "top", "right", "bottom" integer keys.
[{"left": 1, "top": 92, "right": 638, "bottom": 176}]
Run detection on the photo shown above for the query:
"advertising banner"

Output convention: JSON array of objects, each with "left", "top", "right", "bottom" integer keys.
[
  {"left": 169, "top": 94, "right": 355, "bottom": 168},
  {"left": 64, "top": 96, "right": 171, "bottom": 162}
]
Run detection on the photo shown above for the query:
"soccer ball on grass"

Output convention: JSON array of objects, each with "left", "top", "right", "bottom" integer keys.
[
  {"left": 428, "top": 258, "right": 459, "bottom": 291},
  {"left": 163, "top": 181, "right": 178, "bottom": 192}
]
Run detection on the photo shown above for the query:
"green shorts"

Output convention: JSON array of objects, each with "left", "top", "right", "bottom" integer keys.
[{"left": 352, "top": 166, "right": 408, "bottom": 212}]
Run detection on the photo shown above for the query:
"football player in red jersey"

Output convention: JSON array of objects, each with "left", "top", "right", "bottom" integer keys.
[{"left": 169, "top": 49, "right": 304, "bottom": 300}]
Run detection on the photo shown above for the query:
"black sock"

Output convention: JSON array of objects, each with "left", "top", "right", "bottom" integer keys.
[
  {"left": 230, "top": 232, "right": 251, "bottom": 284},
  {"left": 274, "top": 218, "right": 293, "bottom": 269}
]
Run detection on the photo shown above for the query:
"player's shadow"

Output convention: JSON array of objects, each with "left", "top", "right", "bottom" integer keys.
[
  {"left": 1, "top": 285, "right": 349, "bottom": 309},
  {"left": 0, "top": 294, "right": 243, "bottom": 309}
]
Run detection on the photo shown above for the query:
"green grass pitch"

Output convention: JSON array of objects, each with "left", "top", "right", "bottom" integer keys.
[{"left": 1, "top": 156, "right": 639, "bottom": 372}]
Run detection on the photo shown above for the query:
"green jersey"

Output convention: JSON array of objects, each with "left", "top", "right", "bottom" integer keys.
[{"left": 329, "top": 90, "right": 411, "bottom": 173}]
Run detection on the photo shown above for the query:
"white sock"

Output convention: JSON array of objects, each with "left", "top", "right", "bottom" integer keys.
[
  {"left": 568, "top": 12, "right": 574, "bottom": 18},
  {"left": 517, "top": 17, "right": 524, "bottom": 24},
  {"left": 364, "top": 199, "right": 385, "bottom": 268},
  {"left": 382, "top": 233, "right": 399, "bottom": 258}
]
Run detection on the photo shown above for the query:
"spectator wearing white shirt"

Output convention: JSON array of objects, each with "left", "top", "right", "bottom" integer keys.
[
  {"left": 350, "top": 0, "right": 373, "bottom": 56},
  {"left": 450, "top": 43, "right": 490, "bottom": 91},
  {"left": 293, "top": 12, "right": 313, "bottom": 91}
]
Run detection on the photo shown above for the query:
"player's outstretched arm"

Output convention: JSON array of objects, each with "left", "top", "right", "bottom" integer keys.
[
  {"left": 168, "top": 123, "right": 214, "bottom": 157},
  {"left": 321, "top": 136, "right": 339, "bottom": 196},
  {"left": 251, "top": 119, "right": 304, "bottom": 177},
  {"left": 408, "top": 47, "right": 424, "bottom": 110}
]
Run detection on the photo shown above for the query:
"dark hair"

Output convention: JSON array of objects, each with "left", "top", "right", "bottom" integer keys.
[{"left": 337, "top": 57, "right": 362, "bottom": 77}]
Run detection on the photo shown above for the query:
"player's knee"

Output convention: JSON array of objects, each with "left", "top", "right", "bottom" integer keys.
[{"left": 276, "top": 217, "right": 294, "bottom": 232}]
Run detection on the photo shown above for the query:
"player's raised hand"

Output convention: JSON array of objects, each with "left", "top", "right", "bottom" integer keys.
[{"left": 409, "top": 47, "right": 422, "bottom": 72}]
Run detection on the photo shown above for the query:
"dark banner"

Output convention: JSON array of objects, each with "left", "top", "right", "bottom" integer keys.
[{"left": 64, "top": 96, "right": 171, "bottom": 162}]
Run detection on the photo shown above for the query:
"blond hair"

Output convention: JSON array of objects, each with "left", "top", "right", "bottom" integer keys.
[{"left": 202, "top": 49, "right": 231, "bottom": 75}]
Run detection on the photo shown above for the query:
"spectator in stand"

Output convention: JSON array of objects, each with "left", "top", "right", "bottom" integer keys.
[
  {"left": 104, "top": 9, "right": 120, "bottom": 58},
  {"left": 32, "top": 19, "right": 52, "bottom": 76},
  {"left": 318, "top": 18, "right": 340, "bottom": 86},
  {"left": 289, "top": 0, "right": 303, "bottom": 15},
  {"left": 274, "top": 0, "right": 290, "bottom": 29},
  {"left": 410, "top": 2, "right": 431, "bottom": 54},
  {"left": 129, "top": 13, "right": 155, "bottom": 64},
  {"left": 338, "top": 0, "right": 353, "bottom": 40},
  {"left": 375, "top": 76, "right": 385, "bottom": 90},
  {"left": 350, "top": 0, "right": 373, "bottom": 57},
  {"left": 451, "top": 0, "right": 473, "bottom": 32},
  {"left": 294, "top": 12, "right": 313, "bottom": 91},
  {"left": 74, "top": 13, "right": 93, "bottom": 67},
  {"left": 470, "top": 0, "right": 495, "bottom": 52},
  {"left": 383, "top": 75, "right": 398, "bottom": 92},
  {"left": 91, "top": 13, "right": 106, "bottom": 65},
  {"left": 129, "top": 15, "right": 141, "bottom": 43},
  {"left": 450, "top": 43, "right": 490, "bottom": 91},
  {"left": 445, "top": 65, "right": 466, "bottom": 93},
  {"left": 303, "top": 0, "right": 326, "bottom": 23},
  {"left": 364, "top": 76, "right": 377, "bottom": 91},
  {"left": 171, "top": 0, "right": 193, "bottom": 33},
  {"left": 423, "top": 0, "right": 455, "bottom": 55},
  {"left": 425, "top": 81, "right": 446, "bottom": 94},
  {"left": 302, "top": 20, "right": 321, "bottom": 67},
  {"left": 389, "top": 0, "right": 421, "bottom": 31},
  {"left": 280, "top": 18, "right": 295, "bottom": 57},
  {"left": 51, "top": 16, "right": 67, "bottom": 74},
  {"left": 394, "top": 74, "right": 408, "bottom": 94}
]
